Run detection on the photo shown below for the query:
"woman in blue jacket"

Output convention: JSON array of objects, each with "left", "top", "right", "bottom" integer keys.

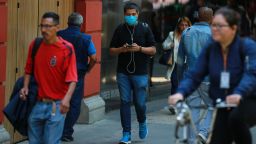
[{"left": 169, "top": 7, "right": 256, "bottom": 144}]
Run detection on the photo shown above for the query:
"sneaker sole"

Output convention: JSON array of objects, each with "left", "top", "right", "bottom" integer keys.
[
  {"left": 139, "top": 128, "right": 148, "bottom": 139},
  {"left": 119, "top": 140, "right": 131, "bottom": 144},
  {"left": 197, "top": 133, "right": 206, "bottom": 144},
  {"left": 61, "top": 138, "right": 74, "bottom": 142}
]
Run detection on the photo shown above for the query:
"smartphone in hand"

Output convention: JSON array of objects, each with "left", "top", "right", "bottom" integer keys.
[{"left": 127, "top": 44, "right": 133, "bottom": 48}]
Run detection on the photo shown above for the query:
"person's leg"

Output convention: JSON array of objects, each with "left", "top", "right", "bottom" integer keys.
[
  {"left": 228, "top": 98, "right": 256, "bottom": 144},
  {"left": 197, "top": 83, "right": 213, "bottom": 142},
  {"left": 238, "top": 98, "right": 256, "bottom": 127},
  {"left": 62, "top": 77, "right": 84, "bottom": 140},
  {"left": 186, "top": 93, "right": 201, "bottom": 144},
  {"left": 131, "top": 74, "right": 148, "bottom": 139},
  {"left": 117, "top": 73, "right": 132, "bottom": 143},
  {"left": 171, "top": 65, "right": 178, "bottom": 95},
  {"left": 197, "top": 108, "right": 213, "bottom": 143},
  {"left": 28, "top": 102, "right": 47, "bottom": 144},
  {"left": 131, "top": 74, "right": 148, "bottom": 123},
  {"left": 209, "top": 109, "right": 232, "bottom": 144},
  {"left": 169, "top": 65, "right": 178, "bottom": 114},
  {"left": 44, "top": 101, "right": 65, "bottom": 144}
]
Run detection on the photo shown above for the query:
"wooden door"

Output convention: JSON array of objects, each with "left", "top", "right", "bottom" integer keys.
[
  {"left": 16, "top": 0, "right": 39, "bottom": 78},
  {"left": 57, "top": 0, "right": 74, "bottom": 29},
  {"left": 5, "top": 0, "right": 18, "bottom": 142},
  {"left": 37, "top": 0, "right": 58, "bottom": 36},
  {"left": 6, "top": 0, "right": 39, "bottom": 142},
  {"left": 38, "top": 0, "right": 74, "bottom": 33}
]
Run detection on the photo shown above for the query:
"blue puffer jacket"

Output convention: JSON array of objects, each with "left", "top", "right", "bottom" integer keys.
[{"left": 177, "top": 36, "right": 256, "bottom": 104}]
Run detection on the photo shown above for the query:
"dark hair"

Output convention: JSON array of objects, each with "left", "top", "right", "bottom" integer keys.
[
  {"left": 42, "top": 12, "right": 59, "bottom": 25},
  {"left": 175, "top": 16, "right": 191, "bottom": 33},
  {"left": 141, "top": 0, "right": 153, "bottom": 10},
  {"left": 215, "top": 7, "right": 240, "bottom": 27},
  {"left": 124, "top": 2, "right": 140, "bottom": 13},
  {"left": 198, "top": 7, "right": 213, "bottom": 23},
  {"left": 68, "top": 12, "right": 83, "bottom": 27},
  {"left": 177, "top": 17, "right": 192, "bottom": 27}
]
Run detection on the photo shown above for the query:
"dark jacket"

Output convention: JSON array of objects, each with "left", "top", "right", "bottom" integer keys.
[
  {"left": 177, "top": 36, "right": 256, "bottom": 104},
  {"left": 3, "top": 76, "right": 37, "bottom": 136}
]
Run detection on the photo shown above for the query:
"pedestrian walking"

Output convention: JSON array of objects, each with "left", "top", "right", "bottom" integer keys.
[
  {"left": 109, "top": 2, "right": 156, "bottom": 144},
  {"left": 176, "top": 7, "right": 213, "bottom": 144},
  {"left": 57, "top": 12, "right": 97, "bottom": 142},
  {"left": 162, "top": 16, "right": 191, "bottom": 94},
  {"left": 20, "top": 12, "right": 78, "bottom": 144},
  {"left": 162, "top": 16, "right": 191, "bottom": 115}
]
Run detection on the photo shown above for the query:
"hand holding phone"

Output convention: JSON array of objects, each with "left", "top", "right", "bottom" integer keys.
[{"left": 126, "top": 44, "right": 133, "bottom": 48}]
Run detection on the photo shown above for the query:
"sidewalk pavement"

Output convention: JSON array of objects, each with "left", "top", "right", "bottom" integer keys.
[
  {"left": 64, "top": 98, "right": 176, "bottom": 144},
  {"left": 19, "top": 97, "right": 256, "bottom": 144},
  {"left": 64, "top": 98, "right": 256, "bottom": 144}
]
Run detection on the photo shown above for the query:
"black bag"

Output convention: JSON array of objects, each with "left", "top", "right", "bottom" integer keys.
[{"left": 159, "top": 49, "right": 174, "bottom": 66}]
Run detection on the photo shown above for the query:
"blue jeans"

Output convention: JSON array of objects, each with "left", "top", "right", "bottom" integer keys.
[
  {"left": 28, "top": 101, "right": 65, "bottom": 144},
  {"left": 186, "top": 82, "right": 213, "bottom": 144},
  {"left": 62, "top": 76, "right": 84, "bottom": 138},
  {"left": 117, "top": 73, "right": 148, "bottom": 132}
]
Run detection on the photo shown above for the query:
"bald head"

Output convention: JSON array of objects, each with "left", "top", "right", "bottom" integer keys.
[{"left": 198, "top": 7, "right": 213, "bottom": 23}]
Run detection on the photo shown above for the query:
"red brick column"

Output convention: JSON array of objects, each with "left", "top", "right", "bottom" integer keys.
[
  {"left": 0, "top": 0, "right": 7, "bottom": 123},
  {"left": 75, "top": 0, "right": 102, "bottom": 98}
]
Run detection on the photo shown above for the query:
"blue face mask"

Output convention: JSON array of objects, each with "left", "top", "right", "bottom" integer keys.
[{"left": 124, "top": 15, "right": 138, "bottom": 26}]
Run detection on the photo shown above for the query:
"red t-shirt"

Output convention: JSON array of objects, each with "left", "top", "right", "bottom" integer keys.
[{"left": 25, "top": 37, "right": 78, "bottom": 100}]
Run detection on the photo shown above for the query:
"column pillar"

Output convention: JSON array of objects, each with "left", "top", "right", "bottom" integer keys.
[
  {"left": 0, "top": 0, "right": 10, "bottom": 143},
  {"left": 75, "top": 0, "right": 105, "bottom": 124}
]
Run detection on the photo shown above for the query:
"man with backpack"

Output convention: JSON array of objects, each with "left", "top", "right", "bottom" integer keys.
[
  {"left": 109, "top": 2, "right": 156, "bottom": 144},
  {"left": 20, "top": 12, "right": 77, "bottom": 144},
  {"left": 57, "top": 12, "right": 97, "bottom": 142}
]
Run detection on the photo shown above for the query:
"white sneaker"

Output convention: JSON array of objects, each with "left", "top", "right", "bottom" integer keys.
[{"left": 197, "top": 133, "right": 207, "bottom": 144}]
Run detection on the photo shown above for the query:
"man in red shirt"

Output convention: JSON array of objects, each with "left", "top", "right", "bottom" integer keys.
[{"left": 20, "top": 12, "right": 77, "bottom": 144}]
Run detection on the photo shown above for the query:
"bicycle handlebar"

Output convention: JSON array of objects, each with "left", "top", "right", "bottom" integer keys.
[
  {"left": 172, "top": 98, "right": 237, "bottom": 110},
  {"left": 215, "top": 98, "right": 237, "bottom": 108}
]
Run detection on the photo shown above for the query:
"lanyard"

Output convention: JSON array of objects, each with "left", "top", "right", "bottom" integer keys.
[{"left": 221, "top": 48, "right": 229, "bottom": 71}]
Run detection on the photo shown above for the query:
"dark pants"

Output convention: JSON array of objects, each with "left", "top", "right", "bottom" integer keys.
[
  {"left": 171, "top": 64, "right": 178, "bottom": 94},
  {"left": 210, "top": 98, "right": 256, "bottom": 144},
  {"left": 62, "top": 76, "right": 84, "bottom": 138}
]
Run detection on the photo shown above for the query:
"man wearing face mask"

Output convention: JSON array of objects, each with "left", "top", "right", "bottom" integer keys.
[{"left": 109, "top": 2, "right": 156, "bottom": 144}]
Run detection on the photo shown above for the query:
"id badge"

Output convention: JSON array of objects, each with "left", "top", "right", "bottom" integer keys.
[{"left": 220, "top": 71, "right": 230, "bottom": 89}]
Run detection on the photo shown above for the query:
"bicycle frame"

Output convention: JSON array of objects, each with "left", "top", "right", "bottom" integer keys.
[{"left": 173, "top": 99, "right": 237, "bottom": 144}]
